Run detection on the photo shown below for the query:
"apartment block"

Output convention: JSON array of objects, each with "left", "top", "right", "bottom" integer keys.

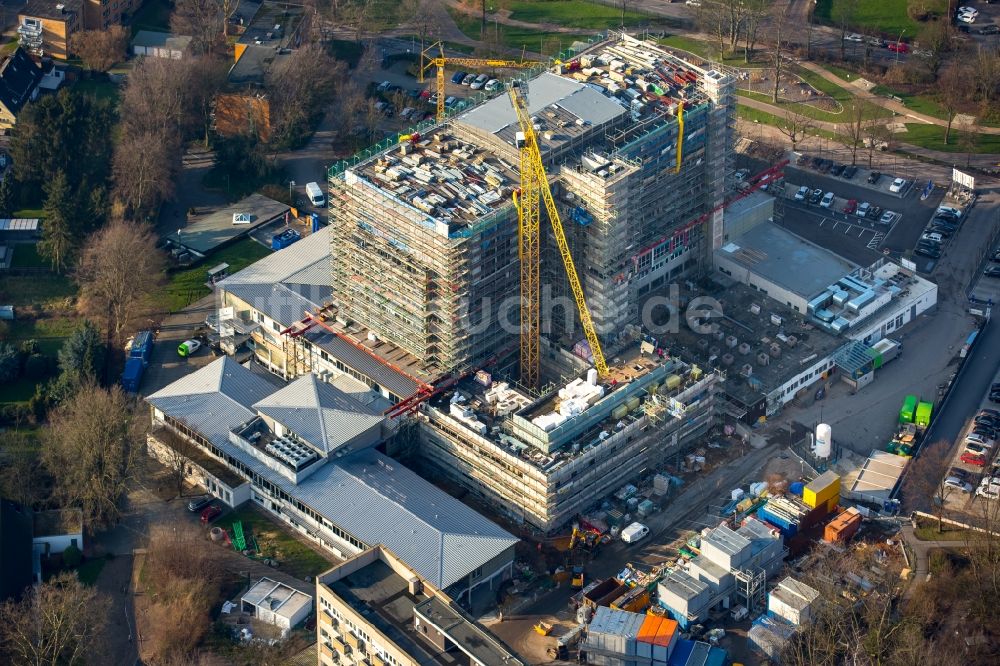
[
  {"left": 316, "top": 546, "right": 526, "bottom": 666},
  {"left": 18, "top": 0, "right": 82, "bottom": 60}
]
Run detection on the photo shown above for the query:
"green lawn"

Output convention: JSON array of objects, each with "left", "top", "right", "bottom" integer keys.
[
  {"left": 871, "top": 85, "right": 1000, "bottom": 128},
  {"left": 130, "top": 0, "right": 172, "bottom": 34},
  {"left": 507, "top": 0, "right": 651, "bottom": 30},
  {"left": 225, "top": 505, "right": 334, "bottom": 580},
  {"left": 658, "top": 35, "right": 771, "bottom": 67},
  {"left": 914, "top": 521, "right": 969, "bottom": 541},
  {"left": 76, "top": 558, "right": 107, "bottom": 585},
  {"left": 160, "top": 238, "right": 271, "bottom": 313},
  {"left": 9, "top": 244, "right": 46, "bottom": 269},
  {"left": 0, "top": 377, "right": 41, "bottom": 405},
  {"left": 447, "top": 7, "right": 597, "bottom": 56},
  {"left": 822, "top": 63, "right": 862, "bottom": 83},
  {"left": 0, "top": 38, "right": 18, "bottom": 56},
  {"left": 0, "top": 274, "right": 77, "bottom": 307},
  {"left": 737, "top": 104, "right": 844, "bottom": 142},
  {"left": 74, "top": 78, "right": 121, "bottom": 104},
  {"left": 814, "top": 0, "right": 948, "bottom": 37},
  {"left": 900, "top": 123, "right": 1000, "bottom": 153},
  {"left": 11, "top": 208, "right": 44, "bottom": 219}
]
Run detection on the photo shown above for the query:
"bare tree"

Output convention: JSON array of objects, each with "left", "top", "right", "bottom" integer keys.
[
  {"left": 775, "top": 108, "right": 815, "bottom": 152},
  {"left": 918, "top": 19, "right": 951, "bottom": 80},
  {"left": 0, "top": 573, "right": 109, "bottom": 665},
  {"left": 770, "top": 4, "right": 789, "bottom": 104},
  {"left": 834, "top": 0, "right": 860, "bottom": 60},
  {"left": 958, "top": 117, "right": 981, "bottom": 168},
  {"left": 120, "top": 57, "right": 195, "bottom": 138},
  {"left": 112, "top": 130, "right": 179, "bottom": 217},
  {"left": 620, "top": 0, "right": 632, "bottom": 27},
  {"left": 973, "top": 45, "right": 1000, "bottom": 109},
  {"left": 189, "top": 57, "right": 229, "bottom": 146},
  {"left": 267, "top": 43, "right": 346, "bottom": 144},
  {"left": 76, "top": 219, "right": 167, "bottom": 344},
  {"left": 937, "top": 65, "right": 970, "bottom": 145},
  {"left": 69, "top": 26, "right": 129, "bottom": 72},
  {"left": 41, "top": 385, "right": 145, "bottom": 532},
  {"left": 170, "top": 0, "right": 225, "bottom": 55},
  {"left": 742, "top": 0, "right": 767, "bottom": 64},
  {"left": 0, "top": 452, "right": 46, "bottom": 508},
  {"left": 862, "top": 114, "right": 892, "bottom": 168},
  {"left": 840, "top": 99, "right": 875, "bottom": 165}
]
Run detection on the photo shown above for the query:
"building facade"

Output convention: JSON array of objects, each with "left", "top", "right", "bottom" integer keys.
[{"left": 17, "top": 0, "right": 83, "bottom": 60}]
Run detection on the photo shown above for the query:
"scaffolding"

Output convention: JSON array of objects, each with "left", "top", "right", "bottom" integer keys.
[{"left": 734, "top": 566, "right": 767, "bottom": 614}]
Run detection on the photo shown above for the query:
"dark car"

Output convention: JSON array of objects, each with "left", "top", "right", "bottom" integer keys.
[
  {"left": 810, "top": 156, "right": 823, "bottom": 170},
  {"left": 915, "top": 247, "right": 941, "bottom": 259},
  {"left": 868, "top": 171, "right": 882, "bottom": 184},
  {"left": 808, "top": 188, "right": 824, "bottom": 204},
  {"left": 842, "top": 165, "right": 858, "bottom": 179},
  {"left": 985, "top": 267, "right": 1000, "bottom": 278},
  {"left": 187, "top": 496, "right": 212, "bottom": 512},
  {"left": 830, "top": 163, "right": 846, "bottom": 177},
  {"left": 976, "top": 415, "right": 1000, "bottom": 428},
  {"left": 981, "top": 25, "right": 1000, "bottom": 35},
  {"left": 932, "top": 217, "right": 958, "bottom": 228},
  {"left": 949, "top": 467, "right": 970, "bottom": 481},
  {"left": 982, "top": 409, "right": 1000, "bottom": 419},
  {"left": 451, "top": 71, "right": 467, "bottom": 84},
  {"left": 868, "top": 205, "right": 883, "bottom": 220},
  {"left": 819, "top": 159, "right": 833, "bottom": 173},
  {"left": 796, "top": 154, "right": 810, "bottom": 166}
]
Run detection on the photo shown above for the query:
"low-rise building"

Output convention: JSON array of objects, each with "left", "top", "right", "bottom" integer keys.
[
  {"left": 32, "top": 508, "right": 83, "bottom": 583},
  {"left": 132, "top": 31, "right": 192, "bottom": 59},
  {"left": 316, "top": 546, "right": 526, "bottom": 666},
  {"left": 17, "top": 0, "right": 83, "bottom": 60},
  {"left": 767, "top": 576, "right": 819, "bottom": 626},
  {"left": 240, "top": 577, "right": 312, "bottom": 632},
  {"left": 0, "top": 48, "right": 44, "bottom": 132},
  {"left": 146, "top": 357, "right": 518, "bottom": 600}
]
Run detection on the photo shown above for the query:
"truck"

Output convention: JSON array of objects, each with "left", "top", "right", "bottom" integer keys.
[
  {"left": 305, "top": 181, "right": 325, "bottom": 207},
  {"left": 121, "top": 357, "right": 144, "bottom": 393},
  {"left": 121, "top": 329, "right": 155, "bottom": 393},
  {"left": 129, "top": 330, "right": 154, "bottom": 364}
]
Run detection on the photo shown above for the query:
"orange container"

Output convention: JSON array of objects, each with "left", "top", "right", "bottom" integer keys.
[
  {"left": 637, "top": 615, "right": 662, "bottom": 644},
  {"left": 653, "top": 618, "right": 678, "bottom": 646}
]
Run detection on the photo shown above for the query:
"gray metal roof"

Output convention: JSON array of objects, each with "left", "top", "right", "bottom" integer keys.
[
  {"left": 147, "top": 359, "right": 516, "bottom": 589},
  {"left": 661, "top": 569, "right": 709, "bottom": 600},
  {"left": 132, "top": 30, "right": 192, "bottom": 51},
  {"left": 305, "top": 328, "right": 421, "bottom": 398},
  {"left": 219, "top": 227, "right": 331, "bottom": 288},
  {"left": 253, "top": 373, "right": 383, "bottom": 453},
  {"left": 456, "top": 71, "right": 624, "bottom": 135},
  {"left": 702, "top": 524, "right": 751, "bottom": 557}
]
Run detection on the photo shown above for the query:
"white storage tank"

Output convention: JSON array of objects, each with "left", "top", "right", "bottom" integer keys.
[
  {"left": 815, "top": 423, "right": 832, "bottom": 458},
  {"left": 587, "top": 368, "right": 599, "bottom": 386}
]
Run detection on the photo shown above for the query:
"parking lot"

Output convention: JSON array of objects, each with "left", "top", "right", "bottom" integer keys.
[{"left": 774, "top": 156, "right": 950, "bottom": 270}]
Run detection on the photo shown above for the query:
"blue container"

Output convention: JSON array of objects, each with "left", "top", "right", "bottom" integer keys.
[
  {"left": 271, "top": 228, "right": 301, "bottom": 250},
  {"left": 790, "top": 481, "right": 805, "bottom": 496},
  {"left": 667, "top": 639, "right": 695, "bottom": 666},
  {"left": 121, "top": 357, "right": 145, "bottom": 393},
  {"left": 310, "top": 212, "right": 321, "bottom": 233},
  {"left": 757, "top": 506, "right": 798, "bottom": 537},
  {"left": 129, "top": 330, "right": 154, "bottom": 364}
]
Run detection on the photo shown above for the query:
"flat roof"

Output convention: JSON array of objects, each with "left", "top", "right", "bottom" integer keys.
[
  {"left": 415, "top": 596, "right": 528, "bottom": 666},
  {"left": 166, "top": 193, "right": 289, "bottom": 255},
  {"left": 661, "top": 569, "right": 708, "bottom": 601},
  {"left": 242, "top": 577, "right": 312, "bottom": 620},
  {"left": 702, "top": 524, "right": 751, "bottom": 558},
  {"left": 0, "top": 218, "right": 39, "bottom": 231},
  {"left": 718, "top": 223, "right": 858, "bottom": 300},
  {"left": 847, "top": 449, "right": 908, "bottom": 502},
  {"left": 132, "top": 30, "right": 192, "bottom": 50},
  {"left": 20, "top": 0, "right": 83, "bottom": 19}
]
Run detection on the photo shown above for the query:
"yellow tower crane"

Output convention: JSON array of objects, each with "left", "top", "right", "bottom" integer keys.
[
  {"left": 508, "top": 81, "right": 608, "bottom": 388},
  {"left": 419, "top": 42, "right": 541, "bottom": 122}
]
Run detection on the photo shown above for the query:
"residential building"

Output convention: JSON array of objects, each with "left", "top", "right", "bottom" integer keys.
[
  {"left": 0, "top": 48, "right": 44, "bottom": 132},
  {"left": 132, "top": 31, "right": 192, "bottom": 59},
  {"left": 326, "top": 32, "right": 735, "bottom": 376},
  {"left": 81, "top": 0, "right": 136, "bottom": 31},
  {"left": 240, "top": 577, "right": 313, "bottom": 632},
  {"left": 31, "top": 508, "right": 83, "bottom": 583},
  {"left": 146, "top": 358, "right": 518, "bottom": 600},
  {"left": 316, "top": 546, "right": 527, "bottom": 666},
  {"left": 17, "top": 0, "right": 83, "bottom": 60}
]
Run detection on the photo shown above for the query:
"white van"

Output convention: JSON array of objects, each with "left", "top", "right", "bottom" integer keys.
[
  {"left": 305, "top": 181, "right": 325, "bottom": 207},
  {"left": 621, "top": 522, "right": 650, "bottom": 544}
]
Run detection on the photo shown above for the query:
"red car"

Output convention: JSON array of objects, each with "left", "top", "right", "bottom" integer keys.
[
  {"left": 200, "top": 504, "right": 223, "bottom": 524},
  {"left": 887, "top": 41, "right": 909, "bottom": 53},
  {"left": 960, "top": 452, "right": 987, "bottom": 466},
  {"left": 843, "top": 199, "right": 858, "bottom": 215}
]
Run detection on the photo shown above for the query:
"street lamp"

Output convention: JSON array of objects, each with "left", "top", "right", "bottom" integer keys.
[
  {"left": 289, "top": 180, "right": 295, "bottom": 203},
  {"left": 895, "top": 29, "right": 906, "bottom": 66}
]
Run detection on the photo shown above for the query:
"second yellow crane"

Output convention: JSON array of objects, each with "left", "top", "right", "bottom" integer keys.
[
  {"left": 420, "top": 42, "right": 540, "bottom": 121},
  {"left": 508, "top": 81, "right": 608, "bottom": 388}
]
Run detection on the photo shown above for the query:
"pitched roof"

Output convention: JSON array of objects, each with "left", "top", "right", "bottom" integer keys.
[
  {"left": 253, "top": 373, "right": 383, "bottom": 453},
  {"left": 0, "top": 49, "right": 42, "bottom": 117},
  {"left": 297, "top": 449, "right": 518, "bottom": 589}
]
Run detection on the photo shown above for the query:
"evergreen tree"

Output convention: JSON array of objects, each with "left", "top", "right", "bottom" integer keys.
[
  {"left": 0, "top": 174, "right": 16, "bottom": 217},
  {"left": 57, "top": 320, "right": 105, "bottom": 387},
  {"left": 38, "top": 170, "right": 77, "bottom": 272}
]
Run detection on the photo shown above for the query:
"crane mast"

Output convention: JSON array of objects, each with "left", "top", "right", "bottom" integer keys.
[{"left": 508, "top": 82, "right": 609, "bottom": 387}]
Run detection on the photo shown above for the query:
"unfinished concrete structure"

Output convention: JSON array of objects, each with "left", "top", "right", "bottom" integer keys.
[{"left": 327, "top": 33, "right": 736, "bottom": 377}]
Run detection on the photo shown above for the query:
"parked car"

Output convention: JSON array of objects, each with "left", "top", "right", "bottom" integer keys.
[
  {"left": 985, "top": 266, "right": 1000, "bottom": 278},
  {"left": 794, "top": 185, "right": 809, "bottom": 201},
  {"left": 949, "top": 467, "right": 971, "bottom": 481},
  {"left": 966, "top": 433, "right": 993, "bottom": 447},
  {"left": 187, "top": 496, "right": 212, "bottom": 512},
  {"left": 451, "top": 71, "right": 467, "bottom": 84},
  {"left": 921, "top": 232, "right": 944, "bottom": 244},
  {"left": 981, "top": 409, "right": 1000, "bottom": 419},
  {"left": 937, "top": 206, "right": 962, "bottom": 218},
  {"left": 915, "top": 247, "right": 941, "bottom": 259},
  {"left": 868, "top": 37, "right": 887, "bottom": 47},
  {"left": 818, "top": 159, "right": 833, "bottom": 173},
  {"left": 868, "top": 205, "right": 883, "bottom": 220},
  {"left": 842, "top": 165, "right": 858, "bottom": 179},
  {"left": 887, "top": 41, "right": 909, "bottom": 53},
  {"left": 961, "top": 452, "right": 987, "bottom": 466},
  {"left": 830, "top": 163, "right": 846, "bottom": 177},
  {"left": 879, "top": 210, "right": 896, "bottom": 225},
  {"left": 867, "top": 171, "right": 882, "bottom": 184},
  {"left": 981, "top": 25, "right": 1000, "bottom": 35},
  {"left": 889, "top": 177, "right": 907, "bottom": 193},
  {"left": 200, "top": 504, "right": 223, "bottom": 524},
  {"left": 977, "top": 484, "right": 999, "bottom": 499},
  {"left": 932, "top": 215, "right": 958, "bottom": 227},
  {"left": 484, "top": 79, "right": 501, "bottom": 92},
  {"left": 808, "top": 188, "right": 823, "bottom": 204},
  {"left": 461, "top": 74, "right": 476, "bottom": 86},
  {"left": 471, "top": 73, "right": 489, "bottom": 90},
  {"left": 965, "top": 443, "right": 990, "bottom": 457},
  {"left": 820, "top": 192, "right": 835, "bottom": 208},
  {"left": 844, "top": 33, "right": 864, "bottom": 42},
  {"left": 810, "top": 156, "right": 823, "bottom": 170},
  {"left": 945, "top": 477, "right": 974, "bottom": 493},
  {"left": 856, "top": 202, "right": 871, "bottom": 218},
  {"left": 796, "top": 154, "right": 810, "bottom": 166},
  {"left": 843, "top": 199, "right": 858, "bottom": 214},
  {"left": 958, "top": 12, "right": 977, "bottom": 23}
]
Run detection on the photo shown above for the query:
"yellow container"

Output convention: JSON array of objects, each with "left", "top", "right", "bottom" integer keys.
[
  {"left": 803, "top": 471, "right": 840, "bottom": 509},
  {"left": 665, "top": 374, "right": 682, "bottom": 390},
  {"left": 627, "top": 397, "right": 641, "bottom": 412}
]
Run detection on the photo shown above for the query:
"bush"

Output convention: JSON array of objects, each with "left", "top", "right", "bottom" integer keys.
[
  {"left": 63, "top": 543, "right": 83, "bottom": 568},
  {"left": 19, "top": 339, "right": 40, "bottom": 356},
  {"left": 23, "top": 354, "right": 50, "bottom": 380},
  {"left": 0, "top": 403, "right": 32, "bottom": 425},
  {"left": 0, "top": 342, "right": 19, "bottom": 382}
]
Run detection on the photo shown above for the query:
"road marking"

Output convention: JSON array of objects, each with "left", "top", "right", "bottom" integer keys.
[
  {"left": 867, "top": 232, "right": 886, "bottom": 250},
  {"left": 819, "top": 218, "right": 826, "bottom": 227},
  {"left": 858, "top": 228, "right": 865, "bottom": 238}
]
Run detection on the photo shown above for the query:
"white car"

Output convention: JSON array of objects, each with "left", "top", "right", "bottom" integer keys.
[
  {"left": 945, "top": 477, "right": 974, "bottom": 493},
  {"left": 470, "top": 74, "right": 489, "bottom": 90},
  {"left": 794, "top": 185, "right": 808, "bottom": 201},
  {"left": 484, "top": 79, "right": 501, "bottom": 93},
  {"left": 959, "top": 13, "right": 977, "bottom": 23},
  {"left": 844, "top": 33, "right": 864, "bottom": 42},
  {"left": 879, "top": 210, "right": 897, "bottom": 225},
  {"left": 889, "top": 178, "right": 906, "bottom": 193},
  {"left": 938, "top": 206, "right": 962, "bottom": 218},
  {"left": 686, "top": 0, "right": 702, "bottom": 5},
  {"left": 959, "top": 6, "right": 977, "bottom": 14},
  {"left": 966, "top": 433, "right": 994, "bottom": 447},
  {"left": 820, "top": 192, "right": 835, "bottom": 209},
  {"left": 977, "top": 485, "right": 999, "bottom": 500},
  {"left": 921, "top": 232, "right": 943, "bottom": 244},
  {"left": 856, "top": 202, "right": 871, "bottom": 218}
]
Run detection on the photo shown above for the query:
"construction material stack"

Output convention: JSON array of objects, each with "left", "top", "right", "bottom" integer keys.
[
  {"left": 582, "top": 607, "right": 646, "bottom": 666},
  {"left": 756, "top": 496, "right": 811, "bottom": 537}
]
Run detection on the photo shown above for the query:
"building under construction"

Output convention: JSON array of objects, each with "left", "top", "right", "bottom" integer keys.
[{"left": 327, "top": 33, "right": 736, "bottom": 380}]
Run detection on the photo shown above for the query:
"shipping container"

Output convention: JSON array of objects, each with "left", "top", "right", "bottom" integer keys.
[
  {"left": 823, "top": 508, "right": 861, "bottom": 543},
  {"left": 121, "top": 357, "right": 145, "bottom": 393},
  {"left": 129, "top": 330, "right": 154, "bottom": 364},
  {"left": 666, "top": 639, "right": 694, "bottom": 666},
  {"left": 802, "top": 471, "right": 840, "bottom": 510},
  {"left": 899, "top": 394, "right": 918, "bottom": 423},
  {"left": 271, "top": 228, "right": 301, "bottom": 250},
  {"left": 652, "top": 618, "right": 678, "bottom": 661},
  {"left": 757, "top": 506, "right": 797, "bottom": 537},
  {"left": 636, "top": 615, "right": 662, "bottom": 659}
]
